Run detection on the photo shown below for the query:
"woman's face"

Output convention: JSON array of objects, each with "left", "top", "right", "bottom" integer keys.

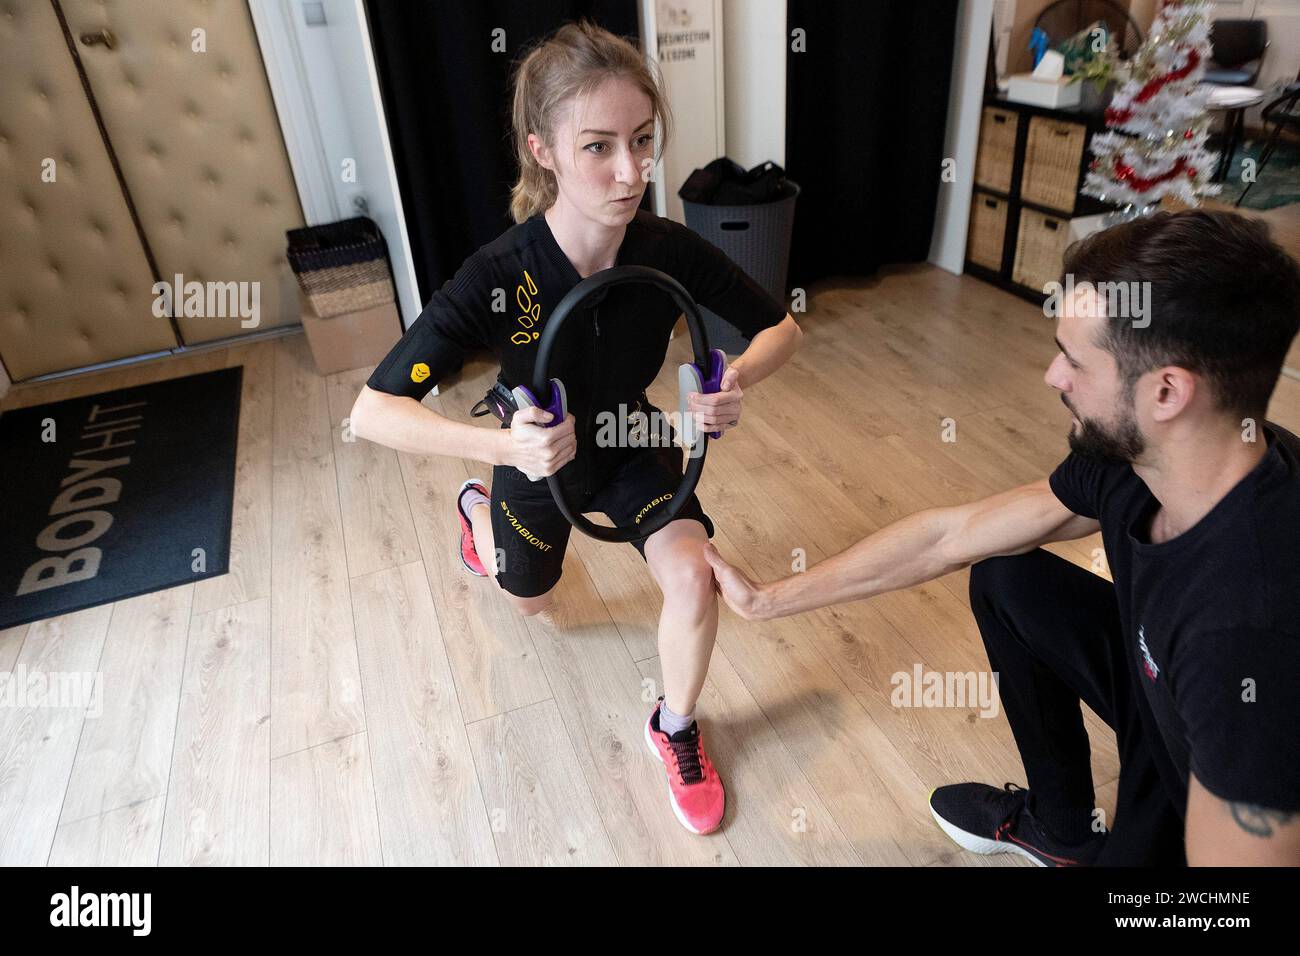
[{"left": 531, "top": 76, "right": 655, "bottom": 226}]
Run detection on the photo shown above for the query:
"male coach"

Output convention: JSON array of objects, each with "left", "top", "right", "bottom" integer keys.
[{"left": 703, "top": 210, "right": 1300, "bottom": 866}]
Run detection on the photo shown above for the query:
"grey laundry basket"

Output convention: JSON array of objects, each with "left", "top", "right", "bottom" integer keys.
[{"left": 681, "top": 180, "right": 799, "bottom": 354}]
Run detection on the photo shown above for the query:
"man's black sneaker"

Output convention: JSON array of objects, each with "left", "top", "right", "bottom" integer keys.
[{"left": 928, "top": 782, "right": 1106, "bottom": 867}]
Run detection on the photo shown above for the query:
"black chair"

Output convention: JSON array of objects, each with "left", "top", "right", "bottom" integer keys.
[
  {"left": 1034, "top": 0, "right": 1144, "bottom": 60},
  {"left": 1205, "top": 19, "right": 1268, "bottom": 86},
  {"left": 1236, "top": 77, "right": 1300, "bottom": 206}
]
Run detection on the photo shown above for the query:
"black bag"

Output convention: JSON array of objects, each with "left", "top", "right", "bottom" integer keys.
[{"left": 679, "top": 157, "right": 793, "bottom": 205}]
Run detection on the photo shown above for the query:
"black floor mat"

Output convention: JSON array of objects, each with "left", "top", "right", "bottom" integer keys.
[{"left": 0, "top": 366, "right": 242, "bottom": 629}]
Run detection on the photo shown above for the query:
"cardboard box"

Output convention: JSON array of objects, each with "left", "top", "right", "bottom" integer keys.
[
  {"left": 1007, "top": 74, "right": 1081, "bottom": 109},
  {"left": 298, "top": 288, "right": 402, "bottom": 375}
]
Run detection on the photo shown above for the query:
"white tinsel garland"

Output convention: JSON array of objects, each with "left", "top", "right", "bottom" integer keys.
[{"left": 1081, "top": 0, "right": 1222, "bottom": 207}]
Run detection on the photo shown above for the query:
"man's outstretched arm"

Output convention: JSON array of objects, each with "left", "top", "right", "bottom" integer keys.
[{"left": 703, "top": 478, "right": 1099, "bottom": 620}]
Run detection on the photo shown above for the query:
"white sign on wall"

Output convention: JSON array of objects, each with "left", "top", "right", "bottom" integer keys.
[{"left": 650, "top": 0, "right": 726, "bottom": 223}]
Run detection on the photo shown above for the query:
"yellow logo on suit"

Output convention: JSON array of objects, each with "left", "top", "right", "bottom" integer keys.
[{"left": 512, "top": 270, "right": 542, "bottom": 346}]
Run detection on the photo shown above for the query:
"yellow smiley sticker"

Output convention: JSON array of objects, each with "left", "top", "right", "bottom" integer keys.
[{"left": 410, "top": 362, "right": 430, "bottom": 383}]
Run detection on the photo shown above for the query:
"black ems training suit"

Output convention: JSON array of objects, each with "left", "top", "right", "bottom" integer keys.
[{"left": 367, "top": 209, "right": 787, "bottom": 596}]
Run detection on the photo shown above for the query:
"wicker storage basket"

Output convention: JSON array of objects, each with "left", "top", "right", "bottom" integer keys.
[
  {"left": 967, "top": 191, "right": 1009, "bottom": 271},
  {"left": 1020, "top": 116, "right": 1086, "bottom": 213},
  {"left": 287, "top": 216, "right": 396, "bottom": 319},
  {"left": 974, "top": 106, "right": 1019, "bottom": 194},
  {"left": 1012, "top": 207, "right": 1071, "bottom": 293}
]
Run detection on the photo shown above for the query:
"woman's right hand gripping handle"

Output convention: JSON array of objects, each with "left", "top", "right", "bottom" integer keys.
[{"left": 505, "top": 405, "right": 577, "bottom": 481}]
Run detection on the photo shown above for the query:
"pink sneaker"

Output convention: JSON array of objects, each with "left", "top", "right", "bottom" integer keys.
[
  {"left": 456, "top": 479, "right": 489, "bottom": 577},
  {"left": 644, "top": 698, "right": 726, "bottom": 834}
]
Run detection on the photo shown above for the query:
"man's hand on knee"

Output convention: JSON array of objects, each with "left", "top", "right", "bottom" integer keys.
[{"left": 703, "top": 543, "right": 769, "bottom": 620}]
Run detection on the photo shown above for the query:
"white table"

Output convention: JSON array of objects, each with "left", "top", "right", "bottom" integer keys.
[{"left": 1200, "top": 84, "right": 1265, "bottom": 182}]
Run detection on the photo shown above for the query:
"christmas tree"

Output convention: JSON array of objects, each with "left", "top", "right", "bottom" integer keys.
[{"left": 1081, "top": 0, "right": 1221, "bottom": 208}]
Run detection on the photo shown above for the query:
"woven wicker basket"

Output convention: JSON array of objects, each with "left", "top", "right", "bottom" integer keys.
[
  {"left": 967, "top": 191, "right": 1008, "bottom": 271},
  {"left": 974, "top": 106, "right": 1019, "bottom": 194},
  {"left": 1020, "top": 116, "right": 1086, "bottom": 214},
  {"left": 287, "top": 216, "right": 396, "bottom": 319},
  {"left": 1012, "top": 207, "right": 1070, "bottom": 293}
]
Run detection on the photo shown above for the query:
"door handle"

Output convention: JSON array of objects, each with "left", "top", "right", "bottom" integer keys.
[{"left": 79, "top": 28, "right": 117, "bottom": 50}]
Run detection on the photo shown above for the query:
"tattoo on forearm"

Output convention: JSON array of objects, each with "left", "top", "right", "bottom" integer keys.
[{"left": 1228, "top": 802, "right": 1294, "bottom": 837}]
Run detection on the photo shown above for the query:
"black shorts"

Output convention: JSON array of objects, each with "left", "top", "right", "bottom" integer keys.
[{"left": 489, "top": 438, "right": 715, "bottom": 599}]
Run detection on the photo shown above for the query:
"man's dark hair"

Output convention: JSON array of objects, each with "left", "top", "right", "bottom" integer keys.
[{"left": 1062, "top": 209, "right": 1300, "bottom": 419}]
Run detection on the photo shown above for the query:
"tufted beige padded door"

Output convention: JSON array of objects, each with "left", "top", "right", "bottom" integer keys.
[
  {"left": 0, "top": 0, "right": 306, "bottom": 381},
  {"left": 0, "top": 0, "right": 179, "bottom": 380},
  {"left": 63, "top": 0, "right": 305, "bottom": 345}
]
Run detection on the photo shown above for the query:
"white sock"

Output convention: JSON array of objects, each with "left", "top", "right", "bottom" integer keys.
[
  {"left": 461, "top": 483, "right": 489, "bottom": 516},
  {"left": 659, "top": 699, "right": 694, "bottom": 736}
]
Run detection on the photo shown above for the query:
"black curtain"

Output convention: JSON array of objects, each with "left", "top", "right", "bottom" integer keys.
[
  {"left": 364, "top": 0, "right": 640, "bottom": 306},
  {"left": 785, "top": 1, "right": 958, "bottom": 288}
]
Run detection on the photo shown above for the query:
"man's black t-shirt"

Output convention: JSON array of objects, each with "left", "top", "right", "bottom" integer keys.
[
  {"left": 1049, "top": 423, "right": 1300, "bottom": 815},
  {"left": 366, "top": 209, "right": 787, "bottom": 488}
]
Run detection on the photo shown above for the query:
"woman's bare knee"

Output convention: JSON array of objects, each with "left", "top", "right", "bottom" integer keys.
[
  {"left": 660, "top": 556, "right": 715, "bottom": 609},
  {"left": 646, "top": 533, "right": 716, "bottom": 612}
]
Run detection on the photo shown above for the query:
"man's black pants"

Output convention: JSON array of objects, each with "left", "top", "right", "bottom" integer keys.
[{"left": 968, "top": 549, "right": 1186, "bottom": 866}]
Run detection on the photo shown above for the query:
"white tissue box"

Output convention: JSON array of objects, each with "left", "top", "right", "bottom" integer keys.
[{"left": 1007, "top": 74, "right": 1081, "bottom": 109}]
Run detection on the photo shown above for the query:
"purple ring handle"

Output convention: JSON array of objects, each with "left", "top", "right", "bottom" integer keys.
[
  {"left": 514, "top": 381, "right": 566, "bottom": 426},
  {"left": 700, "top": 348, "right": 727, "bottom": 440}
]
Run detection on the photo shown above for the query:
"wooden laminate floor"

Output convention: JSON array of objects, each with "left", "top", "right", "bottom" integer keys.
[{"left": 3, "top": 228, "right": 1298, "bottom": 866}]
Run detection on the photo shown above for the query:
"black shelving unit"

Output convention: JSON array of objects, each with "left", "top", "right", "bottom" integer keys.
[{"left": 965, "top": 92, "right": 1122, "bottom": 305}]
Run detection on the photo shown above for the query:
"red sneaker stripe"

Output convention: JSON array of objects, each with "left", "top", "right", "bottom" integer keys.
[{"left": 996, "top": 823, "right": 1079, "bottom": 865}]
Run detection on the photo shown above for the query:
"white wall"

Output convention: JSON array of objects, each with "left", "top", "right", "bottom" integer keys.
[
  {"left": 722, "top": 0, "right": 786, "bottom": 169},
  {"left": 333, "top": 2, "right": 422, "bottom": 330},
  {"left": 251, "top": 0, "right": 422, "bottom": 331},
  {"left": 929, "top": 0, "right": 994, "bottom": 275},
  {"left": 647, "top": 0, "right": 728, "bottom": 222}
]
